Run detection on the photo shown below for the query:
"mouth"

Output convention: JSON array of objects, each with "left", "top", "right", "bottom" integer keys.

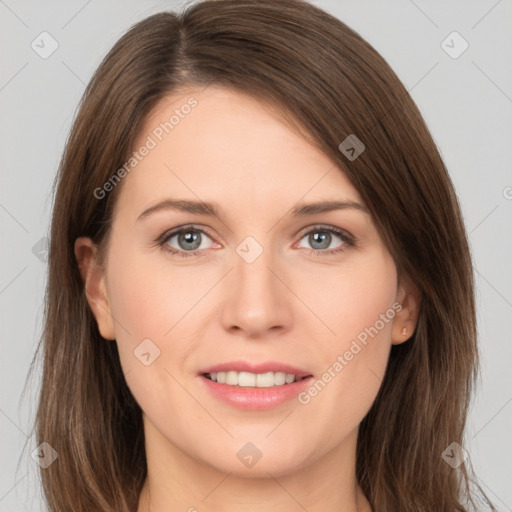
[
  {"left": 202, "top": 370, "right": 312, "bottom": 387},
  {"left": 197, "top": 361, "right": 314, "bottom": 410}
]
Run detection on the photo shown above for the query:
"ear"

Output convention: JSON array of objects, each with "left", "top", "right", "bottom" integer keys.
[
  {"left": 74, "top": 237, "right": 116, "bottom": 340},
  {"left": 391, "top": 273, "right": 421, "bottom": 345}
]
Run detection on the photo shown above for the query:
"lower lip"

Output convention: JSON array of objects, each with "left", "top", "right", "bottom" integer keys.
[{"left": 199, "top": 375, "right": 314, "bottom": 411}]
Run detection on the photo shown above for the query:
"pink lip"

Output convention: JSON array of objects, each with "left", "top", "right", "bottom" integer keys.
[
  {"left": 197, "top": 360, "right": 314, "bottom": 411},
  {"left": 198, "top": 360, "right": 313, "bottom": 379},
  {"left": 199, "top": 374, "right": 314, "bottom": 411}
]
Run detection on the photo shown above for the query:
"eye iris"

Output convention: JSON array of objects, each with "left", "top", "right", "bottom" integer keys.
[
  {"left": 310, "top": 231, "right": 331, "bottom": 250},
  {"left": 178, "top": 230, "right": 201, "bottom": 250}
]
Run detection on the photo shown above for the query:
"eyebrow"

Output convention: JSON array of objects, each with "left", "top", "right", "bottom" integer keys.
[{"left": 136, "top": 198, "right": 369, "bottom": 222}]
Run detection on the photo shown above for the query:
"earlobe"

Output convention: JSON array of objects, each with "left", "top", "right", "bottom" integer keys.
[
  {"left": 392, "top": 275, "right": 421, "bottom": 345},
  {"left": 74, "top": 237, "right": 116, "bottom": 340}
]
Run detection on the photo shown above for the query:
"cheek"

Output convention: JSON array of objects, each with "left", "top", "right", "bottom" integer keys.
[
  {"left": 105, "top": 244, "right": 220, "bottom": 389},
  {"left": 294, "top": 249, "right": 397, "bottom": 419},
  {"left": 106, "top": 245, "right": 209, "bottom": 340},
  {"left": 104, "top": 247, "right": 201, "bottom": 417},
  {"left": 293, "top": 247, "right": 397, "bottom": 348}
]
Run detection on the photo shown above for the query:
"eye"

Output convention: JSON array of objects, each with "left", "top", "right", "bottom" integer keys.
[
  {"left": 157, "top": 224, "right": 355, "bottom": 259},
  {"left": 295, "top": 225, "right": 355, "bottom": 256},
  {"left": 158, "top": 226, "right": 216, "bottom": 258}
]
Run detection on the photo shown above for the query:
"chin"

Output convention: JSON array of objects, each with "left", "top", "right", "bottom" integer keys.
[{"left": 201, "top": 442, "right": 310, "bottom": 479}]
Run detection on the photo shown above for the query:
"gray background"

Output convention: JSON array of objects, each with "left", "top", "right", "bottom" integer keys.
[{"left": 1, "top": 0, "right": 511, "bottom": 510}]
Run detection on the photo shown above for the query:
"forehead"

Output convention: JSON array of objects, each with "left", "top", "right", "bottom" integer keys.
[{"left": 114, "top": 85, "right": 363, "bottom": 221}]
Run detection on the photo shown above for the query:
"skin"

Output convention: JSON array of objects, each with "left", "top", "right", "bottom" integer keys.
[{"left": 75, "top": 85, "right": 420, "bottom": 512}]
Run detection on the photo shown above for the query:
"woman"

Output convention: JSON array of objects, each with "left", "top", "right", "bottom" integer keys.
[{"left": 29, "top": 0, "right": 497, "bottom": 510}]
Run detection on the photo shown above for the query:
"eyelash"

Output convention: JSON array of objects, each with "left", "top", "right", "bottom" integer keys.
[{"left": 156, "top": 224, "right": 355, "bottom": 259}]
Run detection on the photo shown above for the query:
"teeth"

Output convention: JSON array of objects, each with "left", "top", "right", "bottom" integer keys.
[
  {"left": 285, "top": 373, "right": 295, "bottom": 384},
  {"left": 239, "top": 371, "right": 256, "bottom": 386},
  {"left": 226, "top": 371, "right": 238, "bottom": 385},
  {"left": 206, "top": 371, "right": 305, "bottom": 387}
]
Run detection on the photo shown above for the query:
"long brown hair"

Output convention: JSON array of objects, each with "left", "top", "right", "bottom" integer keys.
[{"left": 25, "top": 0, "right": 496, "bottom": 510}]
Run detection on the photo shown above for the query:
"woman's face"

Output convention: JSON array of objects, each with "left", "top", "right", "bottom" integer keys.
[{"left": 77, "top": 85, "right": 417, "bottom": 479}]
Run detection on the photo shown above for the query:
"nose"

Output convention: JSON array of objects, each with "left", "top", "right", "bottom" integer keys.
[{"left": 220, "top": 239, "right": 293, "bottom": 338}]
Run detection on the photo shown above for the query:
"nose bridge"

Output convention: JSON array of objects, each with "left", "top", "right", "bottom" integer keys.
[
  {"left": 234, "top": 234, "right": 278, "bottom": 299},
  {"left": 221, "top": 233, "right": 289, "bottom": 334}
]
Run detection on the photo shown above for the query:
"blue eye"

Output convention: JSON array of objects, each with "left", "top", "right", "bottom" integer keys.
[
  {"left": 159, "top": 226, "right": 214, "bottom": 258},
  {"left": 296, "top": 226, "right": 355, "bottom": 256},
  {"left": 157, "top": 224, "right": 355, "bottom": 259}
]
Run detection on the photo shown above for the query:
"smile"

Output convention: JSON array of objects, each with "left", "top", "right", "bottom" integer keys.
[
  {"left": 199, "top": 373, "right": 314, "bottom": 411},
  {"left": 204, "top": 370, "right": 310, "bottom": 387}
]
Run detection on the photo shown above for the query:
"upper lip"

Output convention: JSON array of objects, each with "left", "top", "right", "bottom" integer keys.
[{"left": 199, "top": 360, "right": 313, "bottom": 378}]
